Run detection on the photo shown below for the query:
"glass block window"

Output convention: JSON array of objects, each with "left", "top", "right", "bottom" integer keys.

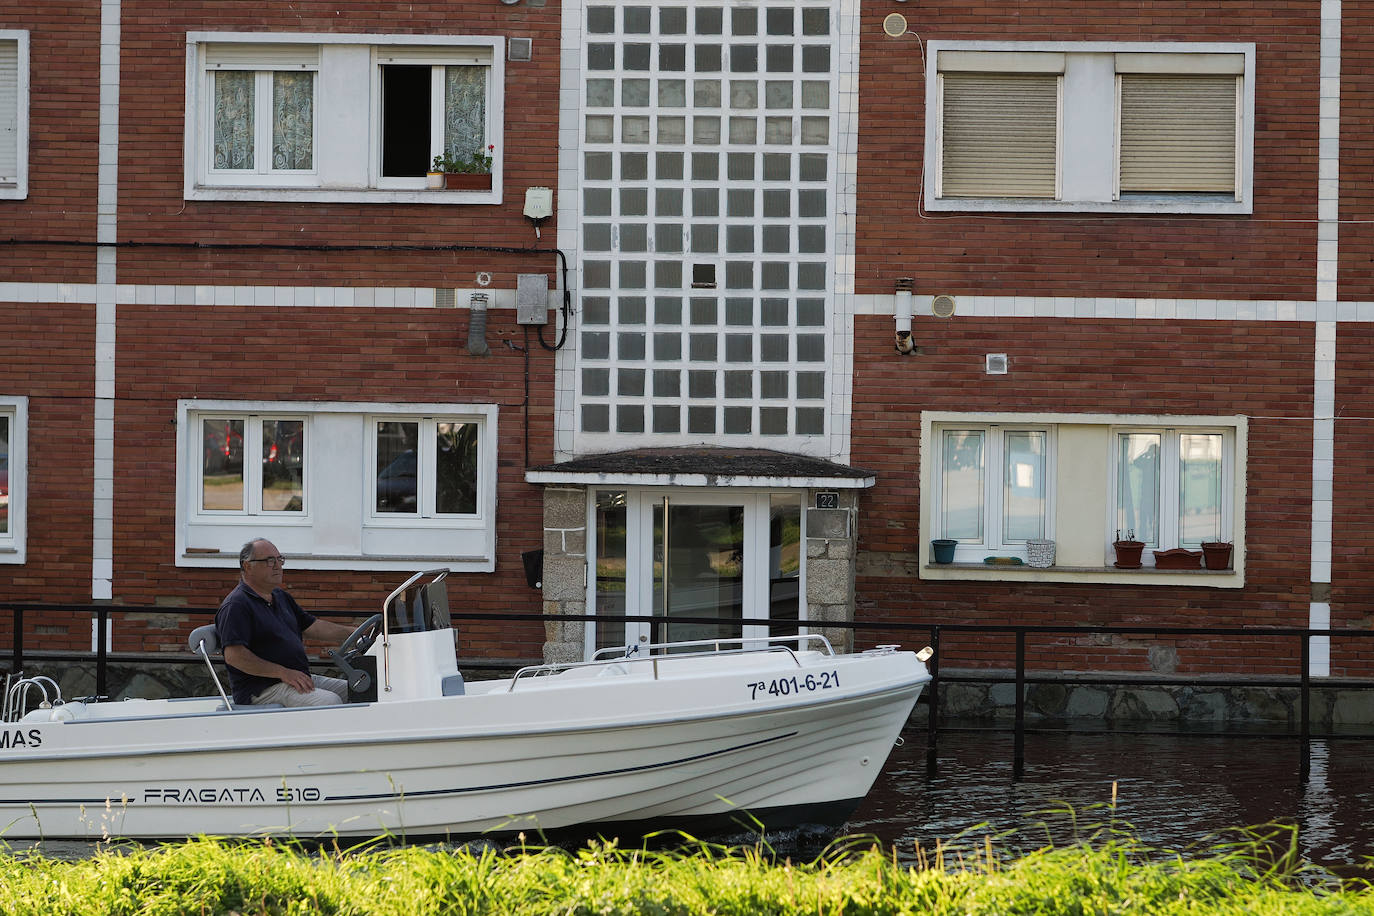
[{"left": 579, "top": 1, "right": 834, "bottom": 444}]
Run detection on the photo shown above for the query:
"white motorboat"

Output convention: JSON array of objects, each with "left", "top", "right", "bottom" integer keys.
[{"left": 1, "top": 570, "right": 931, "bottom": 842}]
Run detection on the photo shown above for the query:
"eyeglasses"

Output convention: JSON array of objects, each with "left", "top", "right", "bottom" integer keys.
[{"left": 249, "top": 555, "right": 286, "bottom": 568}]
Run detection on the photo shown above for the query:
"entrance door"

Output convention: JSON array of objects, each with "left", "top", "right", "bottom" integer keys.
[{"left": 589, "top": 489, "right": 802, "bottom": 656}]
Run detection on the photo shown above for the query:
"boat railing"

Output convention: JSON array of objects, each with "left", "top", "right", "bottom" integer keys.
[
  {"left": 590, "top": 632, "right": 835, "bottom": 661},
  {"left": 508, "top": 633, "right": 835, "bottom": 691},
  {"left": 2, "top": 673, "right": 62, "bottom": 723}
]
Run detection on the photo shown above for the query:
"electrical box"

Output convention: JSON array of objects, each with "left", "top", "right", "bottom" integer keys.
[
  {"left": 517, "top": 273, "right": 549, "bottom": 325},
  {"left": 524, "top": 187, "right": 553, "bottom": 220}
]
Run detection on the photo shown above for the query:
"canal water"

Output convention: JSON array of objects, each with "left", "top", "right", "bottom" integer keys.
[
  {"left": 7, "top": 727, "right": 1371, "bottom": 867},
  {"left": 845, "top": 727, "right": 1374, "bottom": 868}
]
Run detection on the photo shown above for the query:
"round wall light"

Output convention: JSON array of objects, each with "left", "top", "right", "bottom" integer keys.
[{"left": 883, "top": 13, "right": 908, "bottom": 38}]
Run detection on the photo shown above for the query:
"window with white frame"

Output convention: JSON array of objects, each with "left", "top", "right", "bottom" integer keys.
[
  {"left": 205, "top": 45, "right": 318, "bottom": 180},
  {"left": 185, "top": 33, "right": 502, "bottom": 203},
  {"left": 196, "top": 415, "right": 307, "bottom": 515},
  {"left": 369, "top": 417, "right": 480, "bottom": 519},
  {"left": 925, "top": 42, "right": 1253, "bottom": 214},
  {"left": 1113, "top": 427, "right": 1232, "bottom": 552},
  {"left": 932, "top": 424, "right": 1052, "bottom": 561},
  {"left": 177, "top": 401, "right": 497, "bottom": 571},
  {"left": 0, "top": 31, "right": 29, "bottom": 199},
  {"left": 0, "top": 397, "right": 27, "bottom": 562}
]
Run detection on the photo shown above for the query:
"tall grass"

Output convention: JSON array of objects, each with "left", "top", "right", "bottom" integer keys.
[{"left": 0, "top": 826, "right": 1370, "bottom": 916}]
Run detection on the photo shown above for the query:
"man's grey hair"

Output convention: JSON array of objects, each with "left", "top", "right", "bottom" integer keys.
[{"left": 238, "top": 538, "right": 267, "bottom": 569}]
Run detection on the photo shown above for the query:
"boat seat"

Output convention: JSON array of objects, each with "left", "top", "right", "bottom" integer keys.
[{"left": 189, "top": 624, "right": 235, "bottom": 711}]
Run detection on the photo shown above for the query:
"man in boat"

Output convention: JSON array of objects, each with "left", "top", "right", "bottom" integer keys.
[{"left": 216, "top": 538, "right": 358, "bottom": 707}]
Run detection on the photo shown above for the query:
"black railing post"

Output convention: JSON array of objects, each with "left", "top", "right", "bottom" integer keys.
[
  {"left": 1014, "top": 629, "right": 1026, "bottom": 778},
  {"left": 1300, "top": 629, "right": 1311, "bottom": 742},
  {"left": 96, "top": 607, "right": 109, "bottom": 698},
  {"left": 926, "top": 626, "right": 941, "bottom": 741}
]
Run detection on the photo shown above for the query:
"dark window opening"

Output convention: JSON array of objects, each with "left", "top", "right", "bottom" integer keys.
[{"left": 382, "top": 65, "right": 431, "bottom": 177}]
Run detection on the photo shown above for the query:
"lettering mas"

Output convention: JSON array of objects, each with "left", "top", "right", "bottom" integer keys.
[{"left": 0, "top": 729, "right": 41, "bottom": 749}]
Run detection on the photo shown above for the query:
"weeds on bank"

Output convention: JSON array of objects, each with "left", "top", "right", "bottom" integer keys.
[{"left": 0, "top": 825, "right": 1370, "bottom": 916}]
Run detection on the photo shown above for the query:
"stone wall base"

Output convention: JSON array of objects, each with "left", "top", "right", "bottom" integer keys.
[{"left": 912, "top": 673, "right": 1374, "bottom": 730}]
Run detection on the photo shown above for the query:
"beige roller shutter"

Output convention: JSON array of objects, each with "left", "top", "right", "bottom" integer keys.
[
  {"left": 0, "top": 39, "right": 17, "bottom": 183},
  {"left": 939, "top": 72, "right": 1058, "bottom": 199},
  {"left": 1119, "top": 75, "right": 1237, "bottom": 194}
]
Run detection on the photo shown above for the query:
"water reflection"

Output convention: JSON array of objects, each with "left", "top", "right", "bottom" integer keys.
[{"left": 846, "top": 729, "right": 1374, "bottom": 866}]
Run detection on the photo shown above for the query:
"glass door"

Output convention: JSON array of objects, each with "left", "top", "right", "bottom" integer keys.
[{"left": 588, "top": 489, "right": 803, "bottom": 656}]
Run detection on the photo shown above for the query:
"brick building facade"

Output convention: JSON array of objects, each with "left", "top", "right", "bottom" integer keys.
[{"left": 0, "top": 2, "right": 1366, "bottom": 686}]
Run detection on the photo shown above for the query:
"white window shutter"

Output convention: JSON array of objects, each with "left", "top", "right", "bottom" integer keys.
[
  {"left": 939, "top": 72, "right": 1058, "bottom": 199},
  {"left": 0, "top": 39, "right": 18, "bottom": 183},
  {"left": 1118, "top": 75, "right": 1238, "bottom": 194}
]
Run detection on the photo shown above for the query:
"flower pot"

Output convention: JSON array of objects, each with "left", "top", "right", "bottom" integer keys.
[
  {"left": 1026, "top": 538, "right": 1055, "bottom": 568},
  {"left": 1152, "top": 548, "right": 1202, "bottom": 570},
  {"left": 1201, "top": 542, "right": 1233, "bottom": 570},
  {"left": 426, "top": 171, "right": 445, "bottom": 189},
  {"left": 1113, "top": 540, "right": 1145, "bottom": 569},
  {"left": 444, "top": 172, "right": 493, "bottom": 191},
  {"left": 932, "top": 539, "right": 957, "bottom": 564}
]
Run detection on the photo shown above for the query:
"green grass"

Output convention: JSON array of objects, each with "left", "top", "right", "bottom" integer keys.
[{"left": 0, "top": 827, "right": 1370, "bottom": 916}]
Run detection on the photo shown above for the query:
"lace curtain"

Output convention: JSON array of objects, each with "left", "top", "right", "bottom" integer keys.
[
  {"left": 272, "top": 72, "right": 313, "bottom": 170},
  {"left": 443, "top": 67, "right": 487, "bottom": 162},
  {"left": 213, "top": 70, "right": 314, "bottom": 171},
  {"left": 213, "top": 71, "right": 254, "bottom": 170}
]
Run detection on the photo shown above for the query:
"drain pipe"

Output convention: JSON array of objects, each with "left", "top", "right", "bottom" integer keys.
[
  {"left": 894, "top": 277, "right": 915, "bottom": 355},
  {"left": 467, "top": 292, "right": 490, "bottom": 356}
]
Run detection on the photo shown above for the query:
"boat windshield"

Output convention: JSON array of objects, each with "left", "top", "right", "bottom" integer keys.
[{"left": 386, "top": 579, "right": 451, "bottom": 634}]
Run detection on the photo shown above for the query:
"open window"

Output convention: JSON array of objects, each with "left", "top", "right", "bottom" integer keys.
[{"left": 185, "top": 33, "right": 502, "bottom": 203}]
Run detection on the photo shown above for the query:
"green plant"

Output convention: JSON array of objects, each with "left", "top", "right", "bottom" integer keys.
[{"left": 432, "top": 144, "right": 495, "bottom": 175}]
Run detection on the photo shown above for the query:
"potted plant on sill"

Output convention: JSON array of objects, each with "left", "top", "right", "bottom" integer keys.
[
  {"left": 432, "top": 145, "right": 494, "bottom": 191},
  {"left": 1201, "top": 541, "right": 1233, "bottom": 570},
  {"left": 1112, "top": 529, "right": 1145, "bottom": 569}
]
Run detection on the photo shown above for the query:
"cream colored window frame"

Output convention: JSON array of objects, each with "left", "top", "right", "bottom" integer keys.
[{"left": 923, "top": 41, "right": 1254, "bottom": 215}]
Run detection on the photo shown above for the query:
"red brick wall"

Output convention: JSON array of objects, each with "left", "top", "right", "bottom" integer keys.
[
  {"left": 0, "top": 302, "right": 96, "bottom": 605},
  {"left": 851, "top": 315, "right": 1321, "bottom": 675},
  {"left": 2, "top": 3, "right": 101, "bottom": 283},
  {"left": 1338, "top": 3, "right": 1374, "bottom": 300},
  {"left": 1330, "top": 324, "right": 1374, "bottom": 671},
  {"left": 103, "top": 303, "right": 553, "bottom": 658},
  {"left": 856, "top": 0, "right": 1319, "bottom": 300},
  {"left": 114, "top": 0, "right": 562, "bottom": 286}
]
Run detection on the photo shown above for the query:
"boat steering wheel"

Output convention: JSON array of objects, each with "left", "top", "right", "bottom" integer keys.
[{"left": 338, "top": 613, "right": 383, "bottom": 661}]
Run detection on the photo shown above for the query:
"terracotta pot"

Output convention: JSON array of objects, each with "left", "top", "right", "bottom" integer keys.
[
  {"left": 1201, "top": 542, "right": 1233, "bottom": 570},
  {"left": 1152, "top": 548, "right": 1202, "bottom": 570},
  {"left": 444, "top": 172, "right": 493, "bottom": 190},
  {"left": 1113, "top": 540, "right": 1145, "bottom": 569}
]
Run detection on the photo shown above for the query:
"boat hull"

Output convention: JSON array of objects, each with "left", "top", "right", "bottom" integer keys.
[{"left": 0, "top": 650, "right": 925, "bottom": 841}]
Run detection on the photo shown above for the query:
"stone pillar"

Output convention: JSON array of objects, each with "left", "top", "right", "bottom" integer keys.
[
  {"left": 541, "top": 486, "right": 588, "bottom": 664},
  {"left": 805, "top": 491, "right": 859, "bottom": 654}
]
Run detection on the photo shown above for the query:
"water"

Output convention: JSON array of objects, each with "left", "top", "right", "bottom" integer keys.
[
  {"left": 9, "top": 728, "right": 1373, "bottom": 867},
  {"left": 846, "top": 727, "right": 1374, "bottom": 868}
]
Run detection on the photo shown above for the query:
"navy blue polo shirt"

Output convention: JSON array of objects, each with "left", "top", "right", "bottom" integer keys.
[{"left": 215, "top": 581, "right": 317, "bottom": 705}]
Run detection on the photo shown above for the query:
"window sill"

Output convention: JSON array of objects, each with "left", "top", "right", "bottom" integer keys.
[
  {"left": 185, "top": 186, "right": 500, "bottom": 205},
  {"left": 922, "top": 196, "right": 1250, "bottom": 216},
  {"left": 921, "top": 562, "right": 1243, "bottom": 588}
]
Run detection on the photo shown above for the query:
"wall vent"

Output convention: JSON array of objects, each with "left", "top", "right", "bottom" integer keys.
[
  {"left": 435, "top": 288, "right": 457, "bottom": 308},
  {"left": 932, "top": 294, "right": 956, "bottom": 318},
  {"left": 985, "top": 353, "right": 1009, "bottom": 375},
  {"left": 509, "top": 38, "right": 532, "bottom": 62}
]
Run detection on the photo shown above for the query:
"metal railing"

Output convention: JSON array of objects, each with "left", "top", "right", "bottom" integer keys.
[{"left": 3, "top": 602, "right": 1372, "bottom": 753}]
